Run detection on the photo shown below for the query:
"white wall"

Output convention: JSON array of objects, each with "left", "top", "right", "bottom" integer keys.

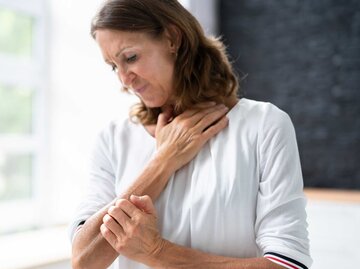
[
  {"left": 307, "top": 200, "right": 360, "bottom": 268},
  {"left": 188, "top": 0, "right": 218, "bottom": 35},
  {"left": 46, "top": 0, "right": 136, "bottom": 224},
  {"left": 181, "top": 0, "right": 218, "bottom": 35}
]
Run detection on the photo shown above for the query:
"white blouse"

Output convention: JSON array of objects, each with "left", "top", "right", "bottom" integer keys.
[{"left": 69, "top": 98, "right": 312, "bottom": 269}]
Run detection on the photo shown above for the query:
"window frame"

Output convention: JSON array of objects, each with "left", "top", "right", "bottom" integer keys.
[{"left": 0, "top": 0, "right": 49, "bottom": 234}]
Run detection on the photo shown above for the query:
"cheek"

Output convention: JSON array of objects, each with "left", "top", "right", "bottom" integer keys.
[
  {"left": 138, "top": 49, "right": 175, "bottom": 98},
  {"left": 158, "top": 58, "right": 175, "bottom": 87},
  {"left": 147, "top": 60, "right": 174, "bottom": 88}
]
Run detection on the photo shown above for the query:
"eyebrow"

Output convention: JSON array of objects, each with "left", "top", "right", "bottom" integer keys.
[
  {"left": 115, "top": 46, "right": 131, "bottom": 58},
  {"left": 104, "top": 46, "right": 132, "bottom": 65}
]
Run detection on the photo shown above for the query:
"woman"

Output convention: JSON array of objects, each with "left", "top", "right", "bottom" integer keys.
[{"left": 70, "top": 0, "right": 312, "bottom": 268}]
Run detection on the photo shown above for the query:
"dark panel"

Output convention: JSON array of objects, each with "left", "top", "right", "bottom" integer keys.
[{"left": 220, "top": 0, "right": 360, "bottom": 189}]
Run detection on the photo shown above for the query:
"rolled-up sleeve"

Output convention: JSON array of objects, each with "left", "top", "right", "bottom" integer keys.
[{"left": 255, "top": 104, "right": 312, "bottom": 268}]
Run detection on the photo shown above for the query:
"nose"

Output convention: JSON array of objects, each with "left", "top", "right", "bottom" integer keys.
[{"left": 118, "top": 66, "right": 135, "bottom": 88}]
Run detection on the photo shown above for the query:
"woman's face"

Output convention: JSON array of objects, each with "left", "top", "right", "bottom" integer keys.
[{"left": 96, "top": 29, "right": 177, "bottom": 108}]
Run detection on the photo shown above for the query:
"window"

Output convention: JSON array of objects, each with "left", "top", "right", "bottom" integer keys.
[{"left": 0, "top": 0, "right": 46, "bottom": 235}]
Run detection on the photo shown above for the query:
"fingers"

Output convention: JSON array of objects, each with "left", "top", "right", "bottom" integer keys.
[
  {"left": 202, "top": 115, "right": 229, "bottom": 140},
  {"left": 102, "top": 197, "right": 159, "bottom": 257},
  {"left": 103, "top": 214, "right": 124, "bottom": 236},
  {"left": 187, "top": 104, "right": 229, "bottom": 129},
  {"left": 108, "top": 204, "right": 132, "bottom": 233},
  {"left": 107, "top": 196, "right": 156, "bottom": 230},
  {"left": 193, "top": 105, "right": 229, "bottom": 133},
  {"left": 176, "top": 101, "right": 216, "bottom": 119},
  {"left": 157, "top": 102, "right": 225, "bottom": 132},
  {"left": 130, "top": 195, "right": 156, "bottom": 215},
  {"left": 106, "top": 199, "right": 141, "bottom": 232},
  {"left": 100, "top": 222, "right": 117, "bottom": 246},
  {"left": 114, "top": 199, "right": 141, "bottom": 218}
]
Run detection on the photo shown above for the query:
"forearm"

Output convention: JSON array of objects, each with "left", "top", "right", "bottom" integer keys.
[
  {"left": 72, "top": 201, "right": 118, "bottom": 269},
  {"left": 120, "top": 153, "right": 174, "bottom": 199},
  {"left": 147, "top": 240, "right": 286, "bottom": 269},
  {"left": 72, "top": 154, "right": 174, "bottom": 269}
]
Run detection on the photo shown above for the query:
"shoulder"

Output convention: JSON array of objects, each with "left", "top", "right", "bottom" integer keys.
[
  {"left": 98, "top": 117, "right": 137, "bottom": 140},
  {"left": 232, "top": 98, "right": 292, "bottom": 132},
  {"left": 238, "top": 98, "right": 289, "bottom": 120},
  {"left": 94, "top": 117, "right": 140, "bottom": 151},
  {"left": 238, "top": 99, "right": 299, "bottom": 157}
]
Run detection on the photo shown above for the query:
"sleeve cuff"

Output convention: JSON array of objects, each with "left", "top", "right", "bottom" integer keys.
[
  {"left": 264, "top": 252, "right": 308, "bottom": 269},
  {"left": 68, "top": 219, "right": 87, "bottom": 243}
]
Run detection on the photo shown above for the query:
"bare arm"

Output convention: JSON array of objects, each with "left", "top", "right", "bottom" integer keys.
[
  {"left": 71, "top": 155, "right": 174, "bottom": 269},
  {"left": 101, "top": 196, "right": 288, "bottom": 269},
  {"left": 72, "top": 103, "right": 229, "bottom": 269},
  {"left": 150, "top": 240, "right": 287, "bottom": 269}
]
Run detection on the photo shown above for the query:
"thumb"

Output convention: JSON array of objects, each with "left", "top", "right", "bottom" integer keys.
[{"left": 130, "top": 195, "right": 157, "bottom": 215}]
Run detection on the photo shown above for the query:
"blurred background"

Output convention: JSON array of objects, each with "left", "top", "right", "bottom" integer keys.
[{"left": 0, "top": 0, "right": 359, "bottom": 268}]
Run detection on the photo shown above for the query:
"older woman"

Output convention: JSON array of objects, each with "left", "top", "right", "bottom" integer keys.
[{"left": 69, "top": 0, "right": 312, "bottom": 269}]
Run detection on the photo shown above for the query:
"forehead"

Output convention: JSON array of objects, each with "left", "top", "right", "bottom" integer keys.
[{"left": 95, "top": 29, "right": 158, "bottom": 51}]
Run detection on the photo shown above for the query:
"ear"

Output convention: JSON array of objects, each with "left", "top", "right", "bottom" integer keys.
[{"left": 164, "top": 24, "right": 182, "bottom": 53}]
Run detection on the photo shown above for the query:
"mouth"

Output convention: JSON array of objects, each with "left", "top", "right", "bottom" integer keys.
[{"left": 134, "top": 85, "right": 147, "bottom": 94}]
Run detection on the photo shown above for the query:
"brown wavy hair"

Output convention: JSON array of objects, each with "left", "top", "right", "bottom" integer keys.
[{"left": 91, "top": 0, "right": 239, "bottom": 125}]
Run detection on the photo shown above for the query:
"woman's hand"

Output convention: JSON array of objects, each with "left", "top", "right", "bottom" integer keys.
[
  {"left": 101, "top": 195, "right": 290, "bottom": 269},
  {"left": 155, "top": 102, "right": 229, "bottom": 172},
  {"left": 101, "top": 195, "right": 165, "bottom": 263}
]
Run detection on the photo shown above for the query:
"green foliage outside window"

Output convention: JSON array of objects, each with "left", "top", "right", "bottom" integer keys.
[
  {"left": 0, "top": 6, "right": 38, "bottom": 204},
  {"left": 0, "top": 84, "right": 33, "bottom": 134},
  {"left": 0, "top": 6, "right": 33, "bottom": 58}
]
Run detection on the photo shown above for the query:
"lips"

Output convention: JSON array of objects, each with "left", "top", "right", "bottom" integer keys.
[{"left": 134, "top": 85, "right": 147, "bottom": 94}]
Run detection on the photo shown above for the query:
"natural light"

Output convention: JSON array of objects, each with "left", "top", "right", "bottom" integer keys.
[
  {"left": 0, "top": 1, "right": 359, "bottom": 269},
  {"left": 0, "top": 0, "right": 135, "bottom": 268},
  {"left": 0, "top": 1, "right": 196, "bottom": 268}
]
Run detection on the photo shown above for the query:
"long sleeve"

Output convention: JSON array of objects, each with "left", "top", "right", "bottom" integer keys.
[{"left": 255, "top": 104, "right": 312, "bottom": 269}]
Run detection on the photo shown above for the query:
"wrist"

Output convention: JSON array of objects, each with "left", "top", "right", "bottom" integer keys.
[
  {"left": 152, "top": 148, "right": 177, "bottom": 175},
  {"left": 147, "top": 238, "right": 170, "bottom": 269}
]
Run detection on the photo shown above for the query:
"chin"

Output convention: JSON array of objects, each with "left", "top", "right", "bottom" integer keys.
[{"left": 141, "top": 98, "right": 167, "bottom": 109}]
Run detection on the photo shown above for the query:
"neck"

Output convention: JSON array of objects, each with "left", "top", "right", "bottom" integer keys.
[
  {"left": 145, "top": 97, "right": 239, "bottom": 138},
  {"left": 224, "top": 96, "right": 239, "bottom": 110},
  {"left": 160, "top": 96, "right": 239, "bottom": 113}
]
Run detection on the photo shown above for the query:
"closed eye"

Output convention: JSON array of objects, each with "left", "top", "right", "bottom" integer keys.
[{"left": 126, "top": 54, "right": 137, "bottom": 63}]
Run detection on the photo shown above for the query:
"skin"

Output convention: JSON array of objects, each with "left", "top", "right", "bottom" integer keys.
[
  {"left": 72, "top": 29, "right": 286, "bottom": 269},
  {"left": 72, "top": 100, "right": 231, "bottom": 269},
  {"left": 96, "top": 29, "right": 178, "bottom": 109},
  {"left": 102, "top": 196, "right": 287, "bottom": 269}
]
